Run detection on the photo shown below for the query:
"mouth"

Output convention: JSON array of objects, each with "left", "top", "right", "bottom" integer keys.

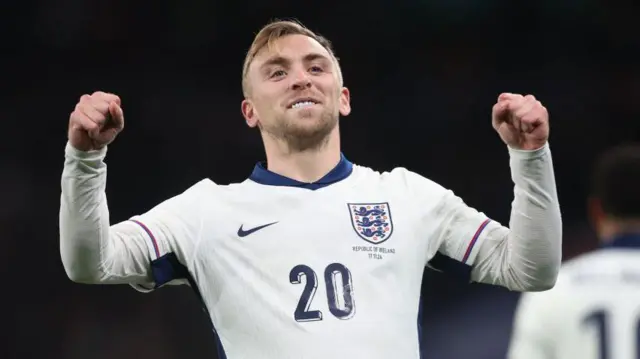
[{"left": 287, "top": 98, "right": 321, "bottom": 109}]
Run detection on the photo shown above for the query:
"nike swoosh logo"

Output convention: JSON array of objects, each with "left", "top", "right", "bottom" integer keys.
[{"left": 237, "top": 222, "right": 279, "bottom": 237}]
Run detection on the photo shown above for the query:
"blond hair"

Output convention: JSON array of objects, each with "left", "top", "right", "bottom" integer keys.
[{"left": 241, "top": 19, "right": 343, "bottom": 97}]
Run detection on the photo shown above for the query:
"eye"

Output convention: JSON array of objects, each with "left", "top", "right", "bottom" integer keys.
[
  {"left": 270, "top": 69, "right": 286, "bottom": 78},
  {"left": 309, "top": 65, "right": 324, "bottom": 73}
]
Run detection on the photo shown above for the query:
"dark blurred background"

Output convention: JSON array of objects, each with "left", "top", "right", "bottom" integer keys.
[{"left": 3, "top": 1, "right": 640, "bottom": 358}]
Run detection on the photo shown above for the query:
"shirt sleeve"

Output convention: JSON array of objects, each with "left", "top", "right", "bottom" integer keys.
[
  {"left": 59, "top": 142, "right": 206, "bottom": 292},
  {"left": 410, "top": 143, "right": 562, "bottom": 291}
]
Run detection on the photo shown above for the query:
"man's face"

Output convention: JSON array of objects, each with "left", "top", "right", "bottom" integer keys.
[{"left": 242, "top": 34, "right": 351, "bottom": 149}]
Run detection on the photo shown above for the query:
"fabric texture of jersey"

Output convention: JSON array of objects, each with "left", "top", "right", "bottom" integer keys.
[
  {"left": 126, "top": 156, "right": 496, "bottom": 359},
  {"left": 60, "top": 143, "right": 561, "bottom": 359},
  {"left": 508, "top": 234, "right": 640, "bottom": 359}
]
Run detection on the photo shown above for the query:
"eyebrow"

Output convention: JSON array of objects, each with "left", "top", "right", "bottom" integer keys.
[{"left": 259, "top": 53, "right": 330, "bottom": 72}]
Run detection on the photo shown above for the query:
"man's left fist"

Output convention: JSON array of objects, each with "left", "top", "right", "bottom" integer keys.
[{"left": 492, "top": 93, "right": 549, "bottom": 151}]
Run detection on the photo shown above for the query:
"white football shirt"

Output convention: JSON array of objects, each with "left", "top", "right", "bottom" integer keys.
[
  {"left": 507, "top": 234, "right": 640, "bottom": 359},
  {"left": 60, "top": 143, "right": 561, "bottom": 359},
  {"left": 120, "top": 155, "right": 497, "bottom": 359}
]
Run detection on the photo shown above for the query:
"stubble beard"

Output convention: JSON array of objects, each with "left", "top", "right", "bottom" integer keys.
[{"left": 265, "top": 107, "right": 339, "bottom": 152}]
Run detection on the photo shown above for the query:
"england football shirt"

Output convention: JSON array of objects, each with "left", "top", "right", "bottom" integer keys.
[
  {"left": 119, "top": 155, "right": 498, "bottom": 359},
  {"left": 60, "top": 142, "right": 561, "bottom": 359},
  {"left": 508, "top": 234, "right": 640, "bottom": 359}
]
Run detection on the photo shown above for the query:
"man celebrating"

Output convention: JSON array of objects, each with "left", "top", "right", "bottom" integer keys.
[{"left": 60, "top": 20, "right": 562, "bottom": 358}]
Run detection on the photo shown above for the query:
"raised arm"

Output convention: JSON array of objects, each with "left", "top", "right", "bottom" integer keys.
[
  {"left": 423, "top": 93, "right": 561, "bottom": 291},
  {"left": 470, "top": 143, "right": 561, "bottom": 291},
  {"left": 60, "top": 91, "right": 202, "bottom": 289},
  {"left": 472, "top": 93, "right": 561, "bottom": 290},
  {"left": 60, "top": 143, "right": 154, "bottom": 284}
]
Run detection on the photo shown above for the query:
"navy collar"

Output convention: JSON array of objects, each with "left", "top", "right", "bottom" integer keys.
[
  {"left": 601, "top": 233, "right": 640, "bottom": 249},
  {"left": 249, "top": 153, "right": 353, "bottom": 190}
]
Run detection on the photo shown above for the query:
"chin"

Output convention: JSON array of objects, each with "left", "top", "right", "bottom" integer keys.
[
  {"left": 291, "top": 106, "right": 322, "bottom": 120},
  {"left": 289, "top": 121, "right": 327, "bottom": 137},
  {"left": 286, "top": 114, "right": 337, "bottom": 140}
]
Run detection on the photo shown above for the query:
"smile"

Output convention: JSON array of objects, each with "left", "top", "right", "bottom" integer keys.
[
  {"left": 287, "top": 97, "right": 320, "bottom": 109},
  {"left": 291, "top": 101, "right": 317, "bottom": 109}
]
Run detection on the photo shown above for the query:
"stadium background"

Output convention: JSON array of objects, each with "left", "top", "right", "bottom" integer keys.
[{"left": 3, "top": 1, "right": 639, "bottom": 358}]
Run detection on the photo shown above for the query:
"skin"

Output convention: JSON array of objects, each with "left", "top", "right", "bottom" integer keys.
[
  {"left": 67, "top": 33, "right": 551, "bottom": 184},
  {"left": 492, "top": 92, "right": 549, "bottom": 152},
  {"left": 588, "top": 197, "right": 640, "bottom": 243},
  {"left": 68, "top": 92, "right": 123, "bottom": 152},
  {"left": 240, "top": 34, "right": 351, "bottom": 183}
]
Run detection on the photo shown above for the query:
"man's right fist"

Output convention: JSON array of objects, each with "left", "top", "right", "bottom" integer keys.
[{"left": 68, "top": 91, "right": 124, "bottom": 152}]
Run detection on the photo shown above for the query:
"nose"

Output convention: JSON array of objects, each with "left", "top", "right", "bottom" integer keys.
[{"left": 290, "top": 69, "right": 312, "bottom": 91}]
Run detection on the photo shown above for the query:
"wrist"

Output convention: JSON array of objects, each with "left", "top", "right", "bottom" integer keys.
[
  {"left": 508, "top": 142, "right": 549, "bottom": 160},
  {"left": 65, "top": 141, "right": 107, "bottom": 161}
]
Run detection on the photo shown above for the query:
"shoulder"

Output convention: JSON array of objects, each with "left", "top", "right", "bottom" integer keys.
[
  {"left": 353, "top": 165, "right": 448, "bottom": 195},
  {"left": 160, "top": 178, "right": 254, "bottom": 211},
  {"left": 560, "top": 249, "right": 640, "bottom": 285},
  {"left": 181, "top": 177, "right": 256, "bottom": 196}
]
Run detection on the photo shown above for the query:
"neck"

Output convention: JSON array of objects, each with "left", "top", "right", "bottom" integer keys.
[
  {"left": 262, "top": 127, "right": 342, "bottom": 183},
  {"left": 598, "top": 218, "right": 640, "bottom": 243}
]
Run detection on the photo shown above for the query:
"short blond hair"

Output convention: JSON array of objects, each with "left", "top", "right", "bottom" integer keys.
[{"left": 241, "top": 19, "right": 343, "bottom": 97}]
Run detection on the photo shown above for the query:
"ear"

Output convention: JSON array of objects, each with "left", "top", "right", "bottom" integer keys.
[
  {"left": 588, "top": 196, "right": 604, "bottom": 231},
  {"left": 241, "top": 99, "right": 259, "bottom": 128},
  {"left": 339, "top": 87, "right": 351, "bottom": 116}
]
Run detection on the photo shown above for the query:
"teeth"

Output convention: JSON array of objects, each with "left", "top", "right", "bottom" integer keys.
[{"left": 292, "top": 101, "right": 315, "bottom": 109}]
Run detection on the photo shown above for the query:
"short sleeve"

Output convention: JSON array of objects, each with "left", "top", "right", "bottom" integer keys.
[{"left": 124, "top": 179, "right": 212, "bottom": 292}]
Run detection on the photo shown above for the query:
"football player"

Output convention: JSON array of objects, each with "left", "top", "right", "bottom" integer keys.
[{"left": 61, "top": 20, "right": 562, "bottom": 359}]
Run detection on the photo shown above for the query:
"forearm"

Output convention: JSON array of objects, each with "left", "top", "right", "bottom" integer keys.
[
  {"left": 59, "top": 143, "right": 150, "bottom": 284},
  {"left": 473, "top": 143, "right": 562, "bottom": 291}
]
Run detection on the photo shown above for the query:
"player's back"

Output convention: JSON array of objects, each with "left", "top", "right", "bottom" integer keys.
[{"left": 508, "top": 235, "right": 640, "bottom": 359}]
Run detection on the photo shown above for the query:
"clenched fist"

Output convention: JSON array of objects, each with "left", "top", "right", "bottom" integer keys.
[
  {"left": 68, "top": 91, "right": 124, "bottom": 152},
  {"left": 492, "top": 93, "right": 549, "bottom": 151}
]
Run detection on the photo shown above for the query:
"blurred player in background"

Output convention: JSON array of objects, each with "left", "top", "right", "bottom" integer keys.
[
  {"left": 507, "top": 144, "right": 640, "bottom": 359},
  {"left": 60, "top": 20, "right": 562, "bottom": 358}
]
